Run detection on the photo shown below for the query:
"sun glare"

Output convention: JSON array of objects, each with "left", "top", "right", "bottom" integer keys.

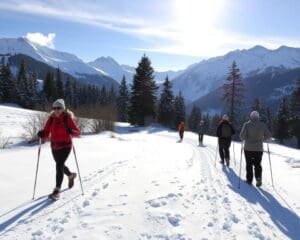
[{"left": 172, "top": 0, "right": 225, "bottom": 56}]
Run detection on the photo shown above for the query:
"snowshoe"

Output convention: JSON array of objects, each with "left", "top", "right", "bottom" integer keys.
[
  {"left": 68, "top": 172, "right": 77, "bottom": 189},
  {"left": 49, "top": 188, "right": 60, "bottom": 201}
]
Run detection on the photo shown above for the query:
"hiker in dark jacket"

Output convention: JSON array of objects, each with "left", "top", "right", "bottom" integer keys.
[
  {"left": 37, "top": 99, "right": 80, "bottom": 200},
  {"left": 216, "top": 115, "right": 235, "bottom": 166},
  {"left": 198, "top": 120, "right": 205, "bottom": 145},
  {"left": 240, "top": 111, "right": 272, "bottom": 187}
]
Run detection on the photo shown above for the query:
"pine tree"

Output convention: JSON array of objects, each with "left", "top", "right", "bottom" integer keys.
[
  {"left": 100, "top": 86, "right": 108, "bottom": 105},
  {"left": 290, "top": 76, "right": 300, "bottom": 148},
  {"left": 129, "top": 55, "right": 158, "bottom": 126},
  {"left": 27, "top": 71, "right": 38, "bottom": 108},
  {"left": 64, "top": 77, "right": 74, "bottom": 106},
  {"left": 108, "top": 85, "right": 117, "bottom": 104},
  {"left": 158, "top": 76, "right": 174, "bottom": 127},
  {"left": 223, "top": 61, "right": 244, "bottom": 126},
  {"left": 43, "top": 70, "right": 58, "bottom": 102},
  {"left": 56, "top": 68, "right": 64, "bottom": 98},
  {"left": 251, "top": 97, "right": 268, "bottom": 124},
  {"left": 274, "top": 96, "right": 291, "bottom": 144},
  {"left": 188, "top": 105, "right": 201, "bottom": 132},
  {"left": 16, "top": 59, "right": 29, "bottom": 107},
  {"left": 174, "top": 91, "right": 185, "bottom": 128},
  {"left": 117, "top": 76, "right": 130, "bottom": 122}
]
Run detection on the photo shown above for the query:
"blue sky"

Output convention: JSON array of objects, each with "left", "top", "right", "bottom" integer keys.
[{"left": 1, "top": 0, "right": 300, "bottom": 71}]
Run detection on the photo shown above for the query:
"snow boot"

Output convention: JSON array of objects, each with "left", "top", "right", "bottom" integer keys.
[
  {"left": 220, "top": 159, "right": 225, "bottom": 164},
  {"left": 68, "top": 172, "right": 77, "bottom": 189},
  {"left": 49, "top": 187, "right": 60, "bottom": 200},
  {"left": 256, "top": 178, "right": 262, "bottom": 188},
  {"left": 245, "top": 180, "right": 252, "bottom": 186},
  {"left": 225, "top": 158, "right": 230, "bottom": 167}
]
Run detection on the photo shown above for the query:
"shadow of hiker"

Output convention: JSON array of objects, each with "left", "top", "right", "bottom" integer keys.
[
  {"left": 0, "top": 197, "right": 54, "bottom": 235},
  {"left": 222, "top": 166, "right": 300, "bottom": 240}
]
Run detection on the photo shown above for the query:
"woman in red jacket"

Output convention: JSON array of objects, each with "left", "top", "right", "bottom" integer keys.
[{"left": 38, "top": 99, "right": 80, "bottom": 200}]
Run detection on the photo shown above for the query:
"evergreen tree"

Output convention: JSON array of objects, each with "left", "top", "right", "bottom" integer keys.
[
  {"left": 251, "top": 97, "right": 268, "bottom": 124},
  {"left": 43, "top": 70, "right": 58, "bottom": 102},
  {"left": 274, "top": 96, "right": 291, "bottom": 144},
  {"left": 108, "top": 85, "right": 117, "bottom": 104},
  {"left": 117, "top": 76, "right": 130, "bottom": 122},
  {"left": 72, "top": 80, "right": 79, "bottom": 108},
  {"left": 16, "top": 59, "right": 29, "bottom": 107},
  {"left": 64, "top": 77, "right": 74, "bottom": 106},
  {"left": 56, "top": 68, "right": 64, "bottom": 98},
  {"left": 100, "top": 86, "right": 108, "bottom": 105},
  {"left": 222, "top": 61, "right": 244, "bottom": 126},
  {"left": 290, "top": 76, "right": 300, "bottom": 148},
  {"left": 27, "top": 71, "right": 38, "bottom": 108},
  {"left": 210, "top": 114, "right": 220, "bottom": 135},
  {"left": 188, "top": 105, "right": 201, "bottom": 132},
  {"left": 174, "top": 91, "right": 185, "bottom": 128},
  {"left": 129, "top": 55, "right": 158, "bottom": 126},
  {"left": 158, "top": 76, "right": 174, "bottom": 127}
]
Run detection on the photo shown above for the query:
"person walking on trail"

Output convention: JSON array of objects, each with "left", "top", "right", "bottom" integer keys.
[
  {"left": 178, "top": 121, "right": 185, "bottom": 141},
  {"left": 198, "top": 120, "right": 205, "bottom": 145},
  {"left": 37, "top": 99, "right": 80, "bottom": 200},
  {"left": 240, "top": 111, "right": 271, "bottom": 187},
  {"left": 216, "top": 114, "right": 235, "bottom": 166}
]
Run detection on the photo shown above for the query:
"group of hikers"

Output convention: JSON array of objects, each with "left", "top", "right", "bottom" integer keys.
[
  {"left": 178, "top": 111, "right": 271, "bottom": 188},
  {"left": 37, "top": 98, "right": 271, "bottom": 200}
]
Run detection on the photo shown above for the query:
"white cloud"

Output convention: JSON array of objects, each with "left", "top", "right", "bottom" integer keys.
[{"left": 25, "top": 32, "right": 56, "bottom": 48}]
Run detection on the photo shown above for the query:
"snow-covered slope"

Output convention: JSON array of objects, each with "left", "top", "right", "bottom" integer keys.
[
  {"left": 172, "top": 45, "right": 300, "bottom": 101},
  {"left": 0, "top": 105, "right": 300, "bottom": 239},
  {"left": 0, "top": 38, "right": 103, "bottom": 78},
  {"left": 88, "top": 57, "right": 182, "bottom": 83}
]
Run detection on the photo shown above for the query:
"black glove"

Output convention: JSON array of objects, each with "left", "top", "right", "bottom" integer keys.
[
  {"left": 37, "top": 130, "right": 44, "bottom": 138},
  {"left": 67, "top": 128, "right": 74, "bottom": 135}
]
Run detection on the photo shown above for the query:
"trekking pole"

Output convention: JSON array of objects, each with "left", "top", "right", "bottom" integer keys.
[
  {"left": 32, "top": 138, "right": 42, "bottom": 200},
  {"left": 232, "top": 141, "right": 236, "bottom": 167},
  {"left": 238, "top": 141, "right": 244, "bottom": 189},
  {"left": 267, "top": 143, "right": 275, "bottom": 189},
  {"left": 214, "top": 141, "right": 219, "bottom": 166},
  {"left": 71, "top": 137, "right": 84, "bottom": 195}
]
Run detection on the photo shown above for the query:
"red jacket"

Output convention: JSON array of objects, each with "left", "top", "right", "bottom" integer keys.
[
  {"left": 178, "top": 123, "right": 185, "bottom": 132},
  {"left": 43, "top": 112, "right": 80, "bottom": 150}
]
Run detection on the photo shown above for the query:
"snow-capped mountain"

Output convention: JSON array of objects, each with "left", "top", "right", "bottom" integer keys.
[
  {"left": 88, "top": 57, "right": 183, "bottom": 83},
  {"left": 172, "top": 45, "right": 300, "bottom": 101},
  {"left": 88, "top": 57, "right": 134, "bottom": 83},
  {"left": 0, "top": 37, "right": 102, "bottom": 78}
]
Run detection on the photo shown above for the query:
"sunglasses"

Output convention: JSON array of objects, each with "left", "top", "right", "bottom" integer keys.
[{"left": 52, "top": 107, "right": 62, "bottom": 110}]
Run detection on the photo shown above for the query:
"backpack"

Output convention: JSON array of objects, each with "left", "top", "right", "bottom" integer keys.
[{"left": 221, "top": 123, "right": 232, "bottom": 138}]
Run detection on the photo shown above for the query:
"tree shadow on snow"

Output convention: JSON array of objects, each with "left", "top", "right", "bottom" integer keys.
[{"left": 222, "top": 166, "right": 300, "bottom": 240}]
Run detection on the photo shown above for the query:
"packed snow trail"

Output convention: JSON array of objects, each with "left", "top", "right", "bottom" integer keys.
[{"left": 0, "top": 125, "right": 300, "bottom": 239}]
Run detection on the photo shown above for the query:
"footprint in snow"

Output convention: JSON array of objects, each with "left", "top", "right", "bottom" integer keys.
[
  {"left": 82, "top": 200, "right": 90, "bottom": 208},
  {"left": 102, "top": 183, "right": 109, "bottom": 189},
  {"left": 167, "top": 214, "right": 182, "bottom": 227}
]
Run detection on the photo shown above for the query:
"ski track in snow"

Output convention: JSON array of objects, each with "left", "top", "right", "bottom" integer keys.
[{"left": 1, "top": 128, "right": 300, "bottom": 240}]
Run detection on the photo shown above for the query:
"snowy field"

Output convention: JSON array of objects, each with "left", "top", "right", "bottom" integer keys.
[{"left": 0, "top": 105, "right": 300, "bottom": 240}]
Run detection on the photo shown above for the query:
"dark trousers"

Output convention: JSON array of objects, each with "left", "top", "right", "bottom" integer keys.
[
  {"left": 199, "top": 133, "right": 204, "bottom": 143},
  {"left": 179, "top": 131, "right": 184, "bottom": 140},
  {"left": 244, "top": 150, "right": 263, "bottom": 183},
  {"left": 52, "top": 147, "right": 72, "bottom": 188},
  {"left": 218, "top": 138, "right": 231, "bottom": 162}
]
